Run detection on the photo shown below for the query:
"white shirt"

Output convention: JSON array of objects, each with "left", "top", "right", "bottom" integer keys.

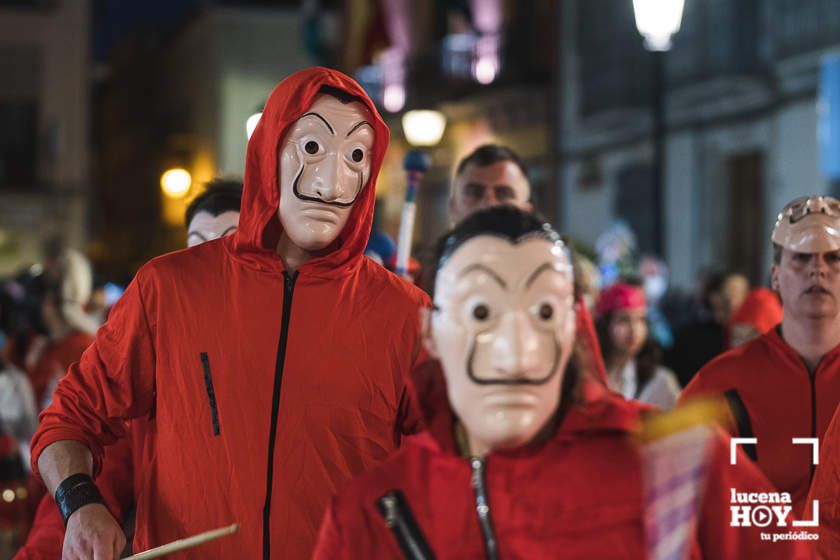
[{"left": 608, "top": 360, "right": 681, "bottom": 410}]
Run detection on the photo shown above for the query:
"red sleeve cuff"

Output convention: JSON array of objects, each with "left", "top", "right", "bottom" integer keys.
[{"left": 30, "top": 427, "right": 104, "bottom": 482}]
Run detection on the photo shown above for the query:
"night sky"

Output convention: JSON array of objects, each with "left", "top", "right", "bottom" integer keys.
[
  {"left": 93, "top": 0, "right": 304, "bottom": 61},
  {"left": 93, "top": 0, "right": 202, "bottom": 61}
]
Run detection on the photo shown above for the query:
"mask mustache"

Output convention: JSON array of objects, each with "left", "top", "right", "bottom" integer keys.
[
  {"left": 465, "top": 332, "right": 562, "bottom": 386},
  {"left": 291, "top": 163, "right": 363, "bottom": 208}
]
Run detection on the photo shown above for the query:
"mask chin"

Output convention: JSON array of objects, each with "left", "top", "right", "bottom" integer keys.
[
  {"left": 462, "top": 403, "right": 550, "bottom": 454},
  {"left": 281, "top": 219, "right": 341, "bottom": 251}
]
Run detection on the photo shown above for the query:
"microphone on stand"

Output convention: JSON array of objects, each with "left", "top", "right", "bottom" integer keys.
[{"left": 395, "top": 149, "right": 431, "bottom": 279}]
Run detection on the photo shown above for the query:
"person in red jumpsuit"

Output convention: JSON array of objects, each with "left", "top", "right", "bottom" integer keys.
[
  {"left": 28, "top": 67, "right": 428, "bottom": 560},
  {"left": 313, "top": 206, "right": 812, "bottom": 559},
  {"left": 681, "top": 195, "right": 840, "bottom": 517}
]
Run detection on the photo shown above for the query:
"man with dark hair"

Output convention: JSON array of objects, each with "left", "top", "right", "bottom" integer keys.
[
  {"left": 667, "top": 270, "right": 748, "bottom": 386},
  {"left": 185, "top": 179, "right": 243, "bottom": 247},
  {"left": 682, "top": 195, "right": 840, "bottom": 517},
  {"left": 448, "top": 143, "right": 532, "bottom": 224}
]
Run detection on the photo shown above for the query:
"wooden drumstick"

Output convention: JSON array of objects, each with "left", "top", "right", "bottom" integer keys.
[{"left": 123, "top": 523, "right": 239, "bottom": 559}]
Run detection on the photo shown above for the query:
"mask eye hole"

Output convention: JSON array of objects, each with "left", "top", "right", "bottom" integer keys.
[
  {"left": 352, "top": 148, "right": 364, "bottom": 162},
  {"left": 472, "top": 303, "right": 490, "bottom": 321},
  {"left": 538, "top": 303, "right": 553, "bottom": 320},
  {"left": 304, "top": 140, "right": 320, "bottom": 155}
]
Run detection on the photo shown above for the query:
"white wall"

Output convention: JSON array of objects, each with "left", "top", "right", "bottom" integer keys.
[
  {"left": 556, "top": 0, "right": 835, "bottom": 290},
  {"left": 560, "top": 100, "right": 828, "bottom": 291},
  {"left": 211, "top": 8, "right": 315, "bottom": 176}
]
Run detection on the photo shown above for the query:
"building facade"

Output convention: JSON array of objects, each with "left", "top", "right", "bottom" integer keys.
[
  {"left": 556, "top": 0, "right": 840, "bottom": 289},
  {"left": 0, "top": 0, "right": 90, "bottom": 275},
  {"left": 95, "top": 5, "right": 315, "bottom": 276}
]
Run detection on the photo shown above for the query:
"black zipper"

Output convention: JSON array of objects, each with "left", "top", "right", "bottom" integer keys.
[
  {"left": 262, "top": 270, "right": 297, "bottom": 560},
  {"left": 376, "top": 490, "right": 435, "bottom": 560},
  {"left": 470, "top": 457, "right": 498, "bottom": 560}
]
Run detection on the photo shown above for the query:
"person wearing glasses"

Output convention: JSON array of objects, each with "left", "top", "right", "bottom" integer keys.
[{"left": 681, "top": 195, "right": 840, "bottom": 518}]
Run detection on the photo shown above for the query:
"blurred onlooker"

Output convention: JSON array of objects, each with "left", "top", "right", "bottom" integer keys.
[
  {"left": 667, "top": 271, "right": 749, "bottom": 386},
  {"left": 0, "top": 334, "right": 37, "bottom": 558},
  {"left": 0, "top": 244, "right": 97, "bottom": 557},
  {"left": 26, "top": 248, "right": 98, "bottom": 408},
  {"left": 728, "top": 287, "right": 783, "bottom": 348},
  {"left": 596, "top": 282, "right": 681, "bottom": 409},
  {"left": 595, "top": 220, "right": 638, "bottom": 287},
  {"left": 639, "top": 255, "right": 673, "bottom": 348},
  {"left": 0, "top": 346, "right": 38, "bottom": 468},
  {"left": 714, "top": 273, "right": 749, "bottom": 327},
  {"left": 448, "top": 144, "right": 532, "bottom": 225},
  {"left": 26, "top": 248, "right": 97, "bottom": 408}
]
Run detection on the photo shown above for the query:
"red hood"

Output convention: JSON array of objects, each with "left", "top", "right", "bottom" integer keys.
[
  {"left": 231, "top": 67, "right": 390, "bottom": 278},
  {"left": 729, "top": 287, "right": 782, "bottom": 335}
]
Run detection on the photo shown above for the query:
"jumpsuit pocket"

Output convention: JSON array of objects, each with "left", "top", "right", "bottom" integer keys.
[{"left": 200, "top": 352, "right": 221, "bottom": 436}]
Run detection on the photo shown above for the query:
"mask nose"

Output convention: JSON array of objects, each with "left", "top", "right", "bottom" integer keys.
[
  {"left": 312, "top": 156, "right": 342, "bottom": 202},
  {"left": 489, "top": 311, "right": 540, "bottom": 379}
]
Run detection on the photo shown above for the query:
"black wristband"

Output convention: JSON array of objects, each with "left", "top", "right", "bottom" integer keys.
[{"left": 54, "top": 473, "right": 105, "bottom": 526}]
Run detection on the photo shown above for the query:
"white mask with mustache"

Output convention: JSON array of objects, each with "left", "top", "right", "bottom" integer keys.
[{"left": 277, "top": 94, "right": 374, "bottom": 252}]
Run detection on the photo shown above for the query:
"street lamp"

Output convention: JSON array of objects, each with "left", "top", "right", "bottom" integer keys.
[
  {"left": 246, "top": 112, "right": 262, "bottom": 140},
  {"left": 401, "top": 110, "right": 447, "bottom": 147},
  {"left": 160, "top": 168, "right": 192, "bottom": 198},
  {"left": 632, "top": 0, "right": 686, "bottom": 52},
  {"left": 632, "top": 0, "right": 685, "bottom": 258}
]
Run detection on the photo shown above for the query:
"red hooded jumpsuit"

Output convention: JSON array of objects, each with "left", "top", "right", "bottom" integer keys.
[
  {"left": 314, "top": 361, "right": 815, "bottom": 559},
  {"left": 29, "top": 67, "right": 428, "bottom": 559}
]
